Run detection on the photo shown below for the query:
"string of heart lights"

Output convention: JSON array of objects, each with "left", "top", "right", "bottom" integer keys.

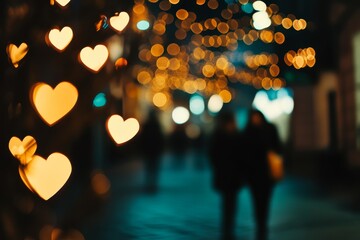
[{"left": 6, "top": 0, "right": 139, "bottom": 200}]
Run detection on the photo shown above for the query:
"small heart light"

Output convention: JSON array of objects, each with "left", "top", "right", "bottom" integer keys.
[
  {"left": 19, "top": 167, "right": 35, "bottom": 193},
  {"left": 109, "top": 12, "right": 130, "bottom": 32},
  {"left": 31, "top": 81, "right": 78, "bottom": 126},
  {"left": 20, "top": 153, "right": 72, "bottom": 200},
  {"left": 79, "top": 44, "right": 109, "bottom": 73},
  {"left": 6, "top": 43, "right": 29, "bottom": 68},
  {"left": 106, "top": 114, "right": 140, "bottom": 145},
  {"left": 54, "top": 0, "right": 70, "bottom": 7},
  {"left": 9, "top": 136, "right": 37, "bottom": 165},
  {"left": 47, "top": 26, "right": 73, "bottom": 52}
]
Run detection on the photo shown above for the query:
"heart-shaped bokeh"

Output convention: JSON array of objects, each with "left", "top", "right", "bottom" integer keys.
[
  {"left": 79, "top": 44, "right": 109, "bottom": 73},
  {"left": 9, "top": 136, "right": 37, "bottom": 165},
  {"left": 47, "top": 26, "right": 73, "bottom": 52},
  {"left": 54, "top": 0, "right": 71, "bottom": 7},
  {"left": 109, "top": 12, "right": 130, "bottom": 32},
  {"left": 20, "top": 152, "right": 72, "bottom": 200},
  {"left": 106, "top": 114, "right": 140, "bottom": 145},
  {"left": 31, "top": 81, "right": 78, "bottom": 126},
  {"left": 6, "top": 43, "right": 29, "bottom": 68}
]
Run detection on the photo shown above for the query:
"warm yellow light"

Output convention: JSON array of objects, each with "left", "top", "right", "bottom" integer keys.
[
  {"left": 299, "top": 19, "right": 307, "bottom": 29},
  {"left": 109, "top": 12, "right": 130, "bottom": 32},
  {"left": 306, "top": 47, "right": 316, "bottom": 56},
  {"left": 193, "top": 47, "right": 205, "bottom": 60},
  {"left": 169, "top": 0, "right": 180, "bottom": 4},
  {"left": 106, "top": 114, "right": 140, "bottom": 145},
  {"left": 190, "top": 23, "right": 203, "bottom": 34},
  {"left": 216, "top": 57, "right": 228, "bottom": 70},
  {"left": 274, "top": 32, "right": 285, "bottom": 44},
  {"left": 217, "top": 22, "right": 229, "bottom": 34},
  {"left": 31, "top": 82, "right": 78, "bottom": 126},
  {"left": 261, "top": 77, "right": 272, "bottom": 90},
  {"left": 153, "top": 22, "right": 166, "bottom": 35},
  {"left": 293, "top": 56, "right": 305, "bottom": 69},
  {"left": 202, "top": 64, "right": 216, "bottom": 78},
  {"left": 6, "top": 43, "right": 28, "bottom": 68},
  {"left": 273, "top": 78, "right": 283, "bottom": 90},
  {"left": 137, "top": 70, "right": 152, "bottom": 84},
  {"left": 168, "top": 58, "right": 181, "bottom": 70},
  {"left": 269, "top": 64, "right": 280, "bottom": 77},
  {"left": 307, "top": 58, "right": 316, "bottom": 67},
  {"left": 153, "top": 92, "right": 168, "bottom": 107},
  {"left": 224, "top": 64, "right": 236, "bottom": 76},
  {"left": 156, "top": 56, "right": 170, "bottom": 70},
  {"left": 151, "top": 44, "right": 164, "bottom": 57},
  {"left": 284, "top": 51, "right": 295, "bottom": 66},
  {"left": 21, "top": 153, "right": 72, "bottom": 200},
  {"left": 196, "top": 78, "right": 207, "bottom": 90},
  {"left": 133, "top": 4, "right": 146, "bottom": 15},
  {"left": 204, "top": 18, "right": 218, "bottom": 30},
  {"left": 9, "top": 136, "right": 37, "bottom": 165},
  {"left": 54, "top": 0, "right": 70, "bottom": 7},
  {"left": 272, "top": 14, "right": 283, "bottom": 25},
  {"left": 79, "top": 44, "right": 109, "bottom": 72},
  {"left": 183, "top": 81, "right": 197, "bottom": 94},
  {"left": 243, "top": 35, "right": 253, "bottom": 45},
  {"left": 176, "top": 9, "right": 189, "bottom": 20},
  {"left": 282, "top": 18, "right": 292, "bottom": 29},
  {"left": 196, "top": 0, "right": 206, "bottom": 5},
  {"left": 219, "top": 89, "right": 232, "bottom": 103},
  {"left": 167, "top": 43, "right": 180, "bottom": 56},
  {"left": 47, "top": 26, "right": 73, "bottom": 52}
]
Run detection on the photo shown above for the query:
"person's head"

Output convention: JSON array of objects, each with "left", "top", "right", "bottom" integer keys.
[{"left": 249, "top": 109, "right": 267, "bottom": 127}]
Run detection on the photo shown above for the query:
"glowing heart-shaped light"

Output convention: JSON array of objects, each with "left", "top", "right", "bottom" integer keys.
[
  {"left": 54, "top": 0, "right": 70, "bottom": 7},
  {"left": 9, "top": 136, "right": 37, "bottom": 165},
  {"left": 20, "top": 153, "right": 72, "bottom": 200},
  {"left": 19, "top": 167, "right": 35, "bottom": 193},
  {"left": 6, "top": 43, "right": 29, "bottom": 68},
  {"left": 79, "top": 44, "right": 109, "bottom": 72},
  {"left": 31, "top": 81, "right": 78, "bottom": 126},
  {"left": 109, "top": 12, "right": 130, "bottom": 32},
  {"left": 106, "top": 114, "right": 140, "bottom": 145},
  {"left": 47, "top": 26, "right": 73, "bottom": 52}
]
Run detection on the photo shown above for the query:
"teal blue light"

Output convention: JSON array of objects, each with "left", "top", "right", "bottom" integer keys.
[
  {"left": 189, "top": 95, "right": 205, "bottom": 115},
  {"left": 93, "top": 93, "right": 106, "bottom": 108},
  {"left": 241, "top": 3, "right": 253, "bottom": 14},
  {"left": 137, "top": 20, "right": 150, "bottom": 31}
]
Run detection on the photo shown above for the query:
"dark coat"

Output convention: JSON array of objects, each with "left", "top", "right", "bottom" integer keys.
[
  {"left": 139, "top": 114, "right": 165, "bottom": 161},
  {"left": 242, "top": 120, "right": 282, "bottom": 184},
  {"left": 208, "top": 113, "right": 245, "bottom": 192}
]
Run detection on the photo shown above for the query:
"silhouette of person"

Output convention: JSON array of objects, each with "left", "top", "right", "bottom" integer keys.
[
  {"left": 242, "top": 109, "right": 282, "bottom": 240},
  {"left": 208, "top": 110, "right": 244, "bottom": 240},
  {"left": 139, "top": 109, "right": 165, "bottom": 193},
  {"left": 168, "top": 123, "right": 189, "bottom": 169}
]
